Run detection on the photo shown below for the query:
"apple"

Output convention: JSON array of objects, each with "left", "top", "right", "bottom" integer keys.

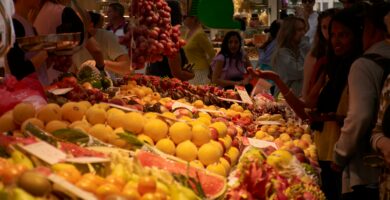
[
  {"left": 227, "top": 125, "right": 238, "bottom": 137},
  {"left": 297, "top": 139, "right": 310, "bottom": 149}
]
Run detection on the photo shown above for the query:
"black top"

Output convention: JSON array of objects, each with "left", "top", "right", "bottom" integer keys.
[{"left": 146, "top": 48, "right": 187, "bottom": 78}]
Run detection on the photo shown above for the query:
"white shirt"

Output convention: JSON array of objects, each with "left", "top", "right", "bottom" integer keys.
[{"left": 305, "top": 12, "right": 318, "bottom": 45}]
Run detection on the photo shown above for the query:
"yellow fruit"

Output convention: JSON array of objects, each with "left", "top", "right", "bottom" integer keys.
[
  {"left": 192, "top": 100, "right": 204, "bottom": 108},
  {"left": 109, "top": 128, "right": 128, "bottom": 148},
  {"left": 89, "top": 124, "right": 114, "bottom": 142},
  {"left": 266, "top": 149, "right": 293, "bottom": 169},
  {"left": 255, "top": 130, "right": 267, "bottom": 139},
  {"left": 226, "top": 147, "right": 240, "bottom": 165},
  {"left": 220, "top": 135, "right": 232, "bottom": 149},
  {"left": 36, "top": 103, "right": 62, "bottom": 124},
  {"left": 210, "top": 140, "right": 224, "bottom": 156},
  {"left": 210, "top": 122, "right": 228, "bottom": 138},
  {"left": 155, "top": 138, "right": 176, "bottom": 155},
  {"left": 79, "top": 101, "right": 92, "bottom": 109},
  {"left": 143, "top": 112, "right": 158, "bottom": 119},
  {"left": 161, "top": 112, "right": 176, "bottom": 120},
  {"left": 69, "top": 120, "right": 91, "bottom": 132},
  {"left": 191, "top": 124, "right": 211, "bottom": 147},
  {"left": 198, "top": 143, "right": 221, "bottom": 166},
  {"left": 107, "top": 112, "right": 125, "bottom": 129},
  {"left": 122, "top": 112, "right": 145, "bottom": 134},
  {"left": 143, "top": 119, "right": 168, "bottom": 142},
  {"left": 21, "top": 118, "right": 44, "bottom": 132},
  {"left": 279, "top": 133, "right": 291, "bottom": 142},
  {"left": 94, "top": 103, "right": 110, "bottom": 111},
  {"left": 13, "top": 102, "right": 36, "bottom": 125},
  {"left": 61, "top": 102, "right": 87, "bottom": 123},
  {"left": 198, "top": 112, "right": 211, "bottom": 119},
  {"left": 45, "top": 120, "right": 69, "bottom": 133},
  {"left": 0, "top": 114, "right": 16, "bottom": 132},
  {"left": 176, "top": 140, "right": 198, "bottom": 162},
  {"left": 189, "top": 160, "right": 204, "bottom": 169},
  {"left": 168, "top": 122, "right": 192, "bottom": 144},
  {"left": 107, "top": 108, "right": 125, "bottom": 118},
  {"left": 86, "top": 107, "right": 107, "bottom": 125},
  {"left": 137, "top": 134, "right": 154, "bottom": 145},
  {"left": 196, "top": 117, "right": 211, "bottom": 126},
  {"left": 219, "top": 157, "right": 231, "bottom": 173},
  {"left": 206, "top": 162, "right": 226, "bottom": 176}
]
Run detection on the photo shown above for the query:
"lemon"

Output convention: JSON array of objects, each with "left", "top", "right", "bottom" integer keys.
[
  {"left": 89, "top": 124, "right": 114, "bottom": 142},
  {"left": 191, "top": 124, "right": 211, "bottom": 147},
  {"left": 13, "top": 102, "right": 36, "bottom": 125},
  {"left": 155, "top": 138, "right": 176, "bottom": 155},
  {"left": 206, "top": 162, "right": 227, "bottom": 177},
  {"left": 266, "top": 149, "right": 293, "bottom": 169},
  {"left": 176, "top": 140, "right": 198, "bottom": 162},
  {"left": 45, "top": 120, "right": 69, "bottom": 133},
  {"left": 143, "top": 112, "right": 158, "bottom": 119},
  {"left": 69, "top": 120, "right": 91, "bottom": 132},
  {"left": 192, "top": 100, "right": 204, "bottom": 108},
  {"left": 143, "top": 119, "right": 169, "bottom": 142},
  {"left": 78, "top": 101, "right": 92, "bottom": 109},
  {"left": 219, "top": 157, "right": 231, "bottom": 174},
  {"left": 61, "top": 102, "right": 87, "bottom": 123},
  {"left": 121, "top": 112, "right": 145, "bottom": 134},
  {"left": 86, "top": 107, "right": 107, "bottom": 125},
  {"left": 107, "top": 108, "right": 125, "bottom": 118},
  {"left": 137, "top": 134, "right": 154, "bottom": 145},
  {"left": 21, "top": 118, "right": 44, "bottom": 132},
  {"left": 209, "top": 122, "right": 228, "bottom": 138},
  {"left": 168, "top": 122, "right": 192, "bottom": 144},
  {"left": 198, "top": 143, "right": 221, "bottom": 166},
  {"left": 255, "top": 130, "right": 268, "bottom": 139},
  {"left": 189, "top": 160, "right": 204, "bottom": 169},
  {"left": 226, "top": 147, "right": 240, "bottom": 165},
  {"left": 36, "top": 103, "right": 62, "bottom": 124}
]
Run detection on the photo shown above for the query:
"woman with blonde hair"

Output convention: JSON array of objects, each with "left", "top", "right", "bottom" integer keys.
[{"left": 271, "top": 16, "right": 307, "bottom": 97}]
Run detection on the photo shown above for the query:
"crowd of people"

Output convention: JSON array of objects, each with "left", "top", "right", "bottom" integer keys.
[{"left": 4, "top": 0, "right": 390, "bottom": 199}]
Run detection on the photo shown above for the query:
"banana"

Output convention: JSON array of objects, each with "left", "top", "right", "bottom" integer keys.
[{"left": 11, "top": 150, "right": 33, "bottom": 170}]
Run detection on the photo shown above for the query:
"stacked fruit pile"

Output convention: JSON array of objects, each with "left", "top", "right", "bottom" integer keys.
[{"left": 128, "top": 0, "right": 186, "bottom": 68}]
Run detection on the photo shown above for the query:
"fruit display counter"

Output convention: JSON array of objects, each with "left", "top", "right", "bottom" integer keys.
[{"left": 0, "top": 73, "right": 326, "bottom": 200}]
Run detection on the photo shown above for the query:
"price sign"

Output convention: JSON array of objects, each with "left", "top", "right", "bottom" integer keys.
[
  {"left": 49, "top": 87, "right": 73, "bottom": 95},
  {"left": 171, "top": 101, "right": 195, "bottom": 111},
  {"left": 235, "top": 85, "right": 253, "bottom": 105},
  {"left": 19, "top": 141, "right": 67, "bottom": 165},
  {"left": 247, "top": 137, "right": 278, "bottom": 149}
]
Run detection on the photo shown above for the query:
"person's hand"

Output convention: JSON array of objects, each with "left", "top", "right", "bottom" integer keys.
[{"left": 377, "top": 136, "right": 390, "bottom": 165}]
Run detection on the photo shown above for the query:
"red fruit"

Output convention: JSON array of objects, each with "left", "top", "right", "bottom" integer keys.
[
  {"left": 209, "top": 127, "right": 219, "bottom": 140},
  {"left": 137, "top": 176, "right": 156, "bottom": 195}
]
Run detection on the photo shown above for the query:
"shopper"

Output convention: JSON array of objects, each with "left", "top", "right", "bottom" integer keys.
[
  {"left": 72, "top": 11, "right": 132, "bottom": 77},
  {"left": 183, "top": 12, "right": 215, "bottom": 85},
  {"left": 105, "top": 2, "right": 128, "bottom": 46},
  {"left": 250, "top": 8, "right": 365, "bottom": 199},
  {"left": 271, "top": 16, "right": 306, "bottom": 98},
  {"left": 302, "top": 8, "right": 338, "bottom": 102},
  {"left": 333, "top": 2, "right": 390, "bottom": 200},
  {"left": 7, "top": 0, "right": 49, "bottom": 84},
  {"left": 146, "top": 0, "right": 194, "bottom": 81},
  {"left": 210, "top": 31, "right": 253, "bottom": 92},
  {"left": 301, "top": 0, "right": 318, "bottom": 45}
]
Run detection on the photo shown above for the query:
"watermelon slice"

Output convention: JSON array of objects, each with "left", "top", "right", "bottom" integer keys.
[{"left": 136, "top": 150, "right": 226, "bottom": 199}]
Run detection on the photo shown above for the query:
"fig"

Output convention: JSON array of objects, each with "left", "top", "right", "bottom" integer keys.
[{"left": 17, "top": 171, "right": 52, "bottom": 196}]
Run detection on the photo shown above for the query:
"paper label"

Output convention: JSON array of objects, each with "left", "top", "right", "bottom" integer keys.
[
  {"left": 64, "top": 157, "right": 110, "bottom": 164},
  {"left": 256, "top": 121, "right": 282, "bottom": 125},
  {"left": 198, "top": 109, "right": 224, "bottom": 115},
  {"left": 107, "top": 103, "right": 141, "bottom": 112},
  {"left": 49, "top": 87, "right": 73, "bottom": 95},
  {"left": 20, "top": 141, "right": 67, "bottom": 165},
  {"left": 217, "top": 97, "right": 243, "bottom": 103},
  {"left": 247, "top": 137, "right": 278, "bottom": 149},
  {"left": 235, "top": 85, "right": 253, "bottom": 105},
  {"left": 171, "top": 101, "right": 195, "bottom": 111},
  {"left": 48, "top": 174, "right": 98, "bottom": 200}
]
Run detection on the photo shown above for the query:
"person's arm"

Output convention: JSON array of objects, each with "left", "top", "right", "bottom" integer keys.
[
  {"left": 168, "top": 53, "right": 194, "bottom": 81},
  {"left": 104, "top": 54, "right": 132, "bottom": 75},
  {"left": 249, "top": 68, "right": 309, "bottom": 120},
  {"left": 334, "top": 59, "right": 382, "bottom": 167}
]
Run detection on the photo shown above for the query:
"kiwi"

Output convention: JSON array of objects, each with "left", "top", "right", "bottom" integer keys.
[{"left": 17, "top": 171, "right": 52, "bottom": 196}]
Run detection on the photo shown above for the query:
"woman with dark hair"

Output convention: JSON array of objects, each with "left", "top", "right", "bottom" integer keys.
[
  {"left": 211, "top": 31, "right": 253, "bottom": 92},
  {"left": 302, "top": 8, "right": 338, "bottom": 101},
  {"left": 250, "top": 7, "right": 365, "bottom": 200},
  {"left": 7, "top": 0, "right": 49, "bottom": 84},
  {"left": 145, "top": 0, "right": 194, "bottom": 81}
]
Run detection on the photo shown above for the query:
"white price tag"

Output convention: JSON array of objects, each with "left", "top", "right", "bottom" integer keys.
[
  {"left": 171, "top": 101, "right": 195, "bottom": 111},
  {"left": 107, "top": 103, "right": 141, "bottom": 112},
  {"left": 256, "top": 121, "right": 282, "bottom": 125},
  {"left": 235, "top": 85, "right": 253, "bottom": 105},
  {"left": 247, "top": 138, "right": 278, "bottom": 149},
  {"left": 49, "top": 174, "right": 98, "bottom": 200},
  {"left": 217, "top": 97, "right": 243, "bottom": 103},
  {"left": 49, "top": 88, "right": 73, "bottom": 95},
  {"left": 19, "top": 141, "right": 67, "bottom": 165},
  {"left": 64, "top": 157, "right": 110, "bottom": 164}
]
